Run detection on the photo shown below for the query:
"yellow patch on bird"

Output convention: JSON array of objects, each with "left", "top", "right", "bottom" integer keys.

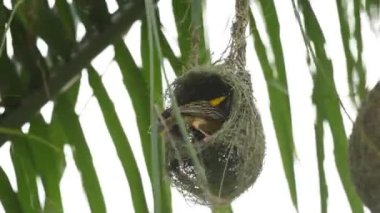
[{"left": 209, "top": 96, "right": 226, "bottom": 107}]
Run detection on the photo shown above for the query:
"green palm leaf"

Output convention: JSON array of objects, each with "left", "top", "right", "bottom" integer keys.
[
  {"left": 0, "top": 167, "right": 21, "bottom": 213},
  {"left": 87, "top": 66, "right": 149, "bottom": 213},
  {"left": 55, "top": 92, "right": 106, "bottom": 213}
]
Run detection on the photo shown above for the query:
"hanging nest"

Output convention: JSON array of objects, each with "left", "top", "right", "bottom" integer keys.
[
  {"left": 163, "top": 64, "right": 265, "bottom": 206},
  {"left": 349, "top": 82, "right": 380, "bottom": 212}
]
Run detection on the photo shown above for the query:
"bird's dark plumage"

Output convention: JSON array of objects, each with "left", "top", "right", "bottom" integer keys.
[{"left": 158, "top": 96, "right": 229, "bottom": 144}]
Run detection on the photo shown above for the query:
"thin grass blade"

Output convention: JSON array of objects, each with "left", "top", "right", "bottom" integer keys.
[
  {"left": 114, "top": 38, "right": 171, "bottom": 212},
  {"left": 335, "top": 0, "right": 366, "bottom": 106},
  {"left": 297, "top": 1, "right": 363, "bottom": 212},
  {"left": 10, "top": 137, "right": 42, "bottom": 213},
  {"left": 314, "top": 116, "right": 328, "bottom": 213},
  {"left": 28, "top": 115, "right": 65, "bottom": 212},
  {"left": 159, "top": 28, "right": 182, "bottom": 75},
  {"left": 55, "top": 93, "right": 106, "bottom": 213},
  {"left": 172, "top": 0, "right": 209, "bottom": 71},
  {"left": 0, "top": 167, "right": 22, "bottom": 213},
  {"left": 114, "top": 39, "right": 151, "bottom": 175},
  {"left": 352, "top": 0, "right": 367, "bottom": 103},
  {"left": 87, "top": 66, "right": 149, "bottom": 213},
  {"left": 249, "top": 9, "right": 298, "bottom": 209},
  {"left": 144, "top": 1, "right": 172, "bottom": 212}
]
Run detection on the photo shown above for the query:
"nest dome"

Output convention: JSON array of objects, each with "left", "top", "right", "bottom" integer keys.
[{"left": 164, "top": 65, "right": 265, "bottom": 206}]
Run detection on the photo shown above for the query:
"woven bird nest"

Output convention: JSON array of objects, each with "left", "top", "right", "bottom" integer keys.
[
  {"left": 164, "top": 65, "right": 265, "bottom": 206},
  {"left": 349, "top": 82, "right": 380, "bottom": 212}
]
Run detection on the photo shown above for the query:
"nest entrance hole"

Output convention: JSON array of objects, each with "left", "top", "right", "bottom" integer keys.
[{"left": 172, "top": 71, "right": 233, "bottom": 112}]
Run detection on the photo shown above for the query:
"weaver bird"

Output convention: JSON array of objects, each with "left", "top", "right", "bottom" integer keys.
[{"left": 159, "top": 96, "right": 229, "bottom": 143}]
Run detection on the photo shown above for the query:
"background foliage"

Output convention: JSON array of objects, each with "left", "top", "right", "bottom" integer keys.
[{"left": 0, "top": 0, "right": 379, "bottom": 212}]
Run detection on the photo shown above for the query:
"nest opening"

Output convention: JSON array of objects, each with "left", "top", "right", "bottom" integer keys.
[{"left": 172, "top": 71, "right": 233, "bottom": 108}]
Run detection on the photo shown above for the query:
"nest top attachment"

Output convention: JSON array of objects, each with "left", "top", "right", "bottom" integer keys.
[{"left": 163, "top": 65, "right": 265, "bottom": 206}]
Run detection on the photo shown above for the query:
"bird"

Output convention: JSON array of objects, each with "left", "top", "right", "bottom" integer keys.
[{"left": 159, "top": 96, "right": 229, "bottom": 144}]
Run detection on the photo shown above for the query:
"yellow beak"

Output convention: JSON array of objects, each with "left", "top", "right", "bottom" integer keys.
[{"left": 209, "top": 96, "right": 227, "bottom": 107}]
